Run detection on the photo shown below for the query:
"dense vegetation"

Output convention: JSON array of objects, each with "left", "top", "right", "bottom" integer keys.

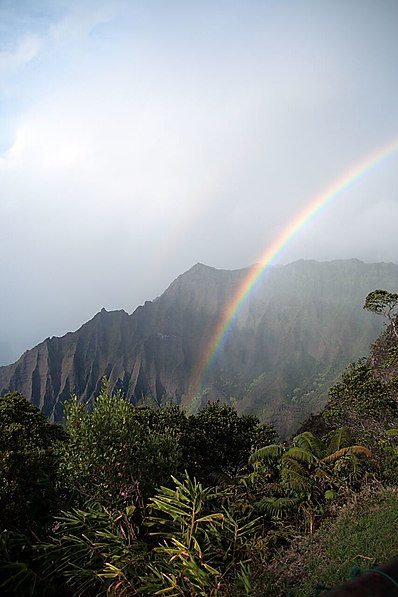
[{"left": 1, "top": 290, "right": 398, "bottom": 595}]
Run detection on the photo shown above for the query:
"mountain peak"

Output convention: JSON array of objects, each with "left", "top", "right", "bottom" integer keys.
[
  {"left": 2, "top": 260, "right": 398, "bottom": 436},
  {"left": 189, "top": 262, "right": 216, "bottom": 272}
]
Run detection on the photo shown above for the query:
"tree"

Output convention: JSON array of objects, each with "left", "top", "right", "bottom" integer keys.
[
  {"left": 364, "top": 289, "right": 398, "bottom": 339},
  {"left": 0, "top": 392, "right": 66, "bottom": 533},
  {"left": 322, "top": 360, "right": 398, "bottom": 448},
  {"left": 181, "top": 402, "right": 278, "bottom": 485},
  {"left": 59, "top": 379, "right": 181, "bottom": 506}
]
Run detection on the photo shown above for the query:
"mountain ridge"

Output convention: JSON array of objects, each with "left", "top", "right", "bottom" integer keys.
[{"left": 2, "top": 258, "right": 398, "bottom": 436}]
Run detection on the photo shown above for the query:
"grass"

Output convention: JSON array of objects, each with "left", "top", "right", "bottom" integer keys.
[{"left": 251, "top": 484, "right": 398, "bottom": 596}]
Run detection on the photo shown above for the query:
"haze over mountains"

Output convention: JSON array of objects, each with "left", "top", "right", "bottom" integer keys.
[{"left": 1, "top": 259, "right": 398, "bottom": 437}]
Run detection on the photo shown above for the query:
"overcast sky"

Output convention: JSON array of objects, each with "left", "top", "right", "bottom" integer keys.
[{"left": 1, "top": 0, "right": 398, "bottom": 365}]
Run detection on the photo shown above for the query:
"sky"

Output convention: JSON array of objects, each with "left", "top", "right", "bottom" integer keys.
[{"left": 1, "top": 0, "right": 398, "bottom": 366}]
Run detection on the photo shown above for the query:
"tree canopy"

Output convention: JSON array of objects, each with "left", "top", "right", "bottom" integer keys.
[
  {"left": 364, "top": 289, "right": 398, "bottom": 338},
  {"left": 0, "top": 392, "right": 66, "bottom": 532}
]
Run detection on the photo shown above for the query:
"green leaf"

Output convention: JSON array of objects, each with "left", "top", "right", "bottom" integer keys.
[
  {"left": 249, "top": 444, "right": 284, "bottom": 465},
  {"left": 293, "top": 432, "right": 323, "bottom": 458},
  {"left": 326, "top": 428, "right": 353, "bottom": 455}
]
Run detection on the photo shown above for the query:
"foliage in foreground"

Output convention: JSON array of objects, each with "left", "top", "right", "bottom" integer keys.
[
  {"left": 0, "top": 383, "right": 275, "bottom": 595},
  {"left": 142, "top": 473, "right": 259, "bottom": 596},
  {"left": 249, "top": 428, "right": 374, "bottom": 535},
  {"left": 0, "top": 474, "right": 261, "bottom": 596},
  {"left": 0, "top": 392, "right": 66, "bottom": 533}
]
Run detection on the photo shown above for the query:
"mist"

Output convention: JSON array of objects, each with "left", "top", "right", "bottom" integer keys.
[{"left": 1, "top": 0, "right": 398, "bottom": 365}]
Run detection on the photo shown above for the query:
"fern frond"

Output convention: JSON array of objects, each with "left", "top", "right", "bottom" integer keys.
[
  {"left": 281, "top": 467, "right": 310, "bottom": 491},
  {"left": 293, "top": 432, "right": 323, "bottom": 458},
  {"left": 260, "top": 482, "right": 286, "bottom": 496},
  {"left": 326, "top": 427, "right": 353, "bottom": 455},
  {"left": 322, "top": 445, "right": 374, "bottom": 463},
  {"left": 249, "top": 444, "right": 284, "bottom": 465},
  {"left": 386, "top": 428, "right": 398, "bottom": 437},
  {"left": 282, "top": 455, "right": 308, "bottom": 473},
  {"left": 283, "top": 447, "right": 316, "bottom": 465},
  {"left": 255, "top": 496, "right": 299, "bottom": 517}
]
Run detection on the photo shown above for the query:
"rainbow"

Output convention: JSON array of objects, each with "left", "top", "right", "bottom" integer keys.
[{"left": 190, "top": 137, "right": 398, "bottom": 400}]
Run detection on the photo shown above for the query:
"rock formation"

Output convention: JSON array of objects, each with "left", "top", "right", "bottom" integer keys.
[{"left": 1, "top": 259, "right": 398, "bottom": 436}]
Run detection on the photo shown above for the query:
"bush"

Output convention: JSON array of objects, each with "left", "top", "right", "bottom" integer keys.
[{"left": 59, "top": 380, "right": 181, "bottom": 506}]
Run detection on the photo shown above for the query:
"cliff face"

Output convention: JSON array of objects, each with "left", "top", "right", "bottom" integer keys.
[{"left": 1, "top": 259, "right": 398, "bottom": 436}]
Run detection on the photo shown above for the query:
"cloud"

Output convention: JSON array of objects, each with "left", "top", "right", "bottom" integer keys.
[
  {"left": 0, "top": 0, "right": 398, "bottom": 365},
  {"left": 0, "top": 33, "right": 42, "bottom": 75}
]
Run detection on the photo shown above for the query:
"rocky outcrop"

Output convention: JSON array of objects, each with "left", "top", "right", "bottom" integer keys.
[{"left": 1, "top": 259, "right": 398, "bottom": 436}]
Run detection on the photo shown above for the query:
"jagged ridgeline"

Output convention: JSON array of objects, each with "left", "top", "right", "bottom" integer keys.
[{"left": 1, "top": 259, "right": 398, "bottom": 437}]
